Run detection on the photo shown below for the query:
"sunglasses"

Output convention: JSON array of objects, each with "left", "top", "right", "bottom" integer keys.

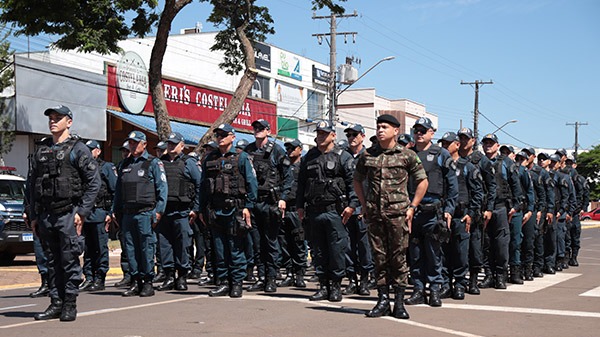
[
  {"left": 253, "top": 126, "right": 266, "bottom": 131},
  {"left": 413, "top": 127, "right": 429, "bottom": 134},
  {"left": 214, "top": 131, "right": 231, "bottom": 138},
  {"left": 345, "top": 132, "right": 359, "bottom": 138}
]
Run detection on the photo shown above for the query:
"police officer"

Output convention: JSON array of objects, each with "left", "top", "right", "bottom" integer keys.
[
  {"left": 114, "top": 141, "right": 133, "bottom": 288},
  {"left": 155, "top": 132, "right": 202, "bottom": 291},
  {"left": 297, "top": 120, "right": 359, "bottom": 302},
  {"left": 29, "top": 105, "right": 101, "bottom": 321},
  {"left": 154, "top": 141, "right": 167, "bottom": 158},
  {"left": 235, "top": 139, "right": 249, "bottom": 153},
  {"left": 405, "top": 117, "right": 458, "bottom": 307},
  {"left": 457, "top": 127, "right": 497, "bottom": 295},
  {"left": 79, "top": 140, "right": 117, "bottom": 292},
  {"left": 114, "top": 130, "right": 168, "bottom": 297},
  {"left": 564, "top": 156, "right": 589, "bottom": 266},
  {"left": 440, "top": 132, "right": 484, "bottom": 300},
  {"left": 245, "top": 119, "right": 292, "bottom": 293},
  {"left": 552, "top": 150, "right": 576, "bottom": 271},
  {"left": 398, "top": 133, "right": 414, "bottom": 148},
  {"left": 277, "top": 139, "right": 308, "bottom": 288},
  {"left": 510, "top": 151, "right": 535, "bottom": 284},
  {"left": 342, "top": 123, "right": 374, "bottom": 296},
  {"left": 530, "top": 152, "right": 555, "bottom": 277},
  {"left": 200, "top": 124, "right": 258, "bottom": 298},
  {"left": 545, "top": 154, "right": 570, "bottom": 274},
  {"left": 151, "top": 139, "right": 168, "bottom": 284},
  {"left": 354, "top": 114, "right": 428, "bottom": 319},
  {"left": 480, "top": 133, "right": 524, "bottom": 289}
]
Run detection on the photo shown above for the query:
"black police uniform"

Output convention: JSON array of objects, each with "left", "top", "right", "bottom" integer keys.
[
  {"left": 530, "top": 164, "right": 555, "bottom": 276},
  {"left": 545, "top": 167, "right": 569, "bottom": 273},
  {"left": 29, "top": 135, "right": 101, "bottom": 320},
  {"left": 244, "top": 140, "right": 292, "bottom": 292},
  {"left": 297, "top": 145, "right": 360, "bottom": 302},
  {"left": 565, "top": 167, "right": 589, "bottom": 265},
  {"left": 522, "top": 163, "right": 548, "bottom": 280}
]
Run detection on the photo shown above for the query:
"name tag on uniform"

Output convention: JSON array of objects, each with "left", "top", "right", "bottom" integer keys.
[{"left": 138, "top": 169, "right": 145, "bottom": 177}]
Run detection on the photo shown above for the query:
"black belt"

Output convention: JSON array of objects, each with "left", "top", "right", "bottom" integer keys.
[
  {"left": 307, "top": 203, "right": 337, "bottom": 213},
  {"left": 122, "top": 205, "right": 154, "bottom": 214}
]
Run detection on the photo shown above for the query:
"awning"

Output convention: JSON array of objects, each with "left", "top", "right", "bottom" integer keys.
[{"left": 108, "top": 110, "right": 258, "bottom": 146}]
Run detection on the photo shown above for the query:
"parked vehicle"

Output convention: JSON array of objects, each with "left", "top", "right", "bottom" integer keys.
[
  {"left": 0, "top": 167, "right": 29, "bottom": 265},
  {"left": 581, "top": 207, "right": 600, "bottom": 221}
]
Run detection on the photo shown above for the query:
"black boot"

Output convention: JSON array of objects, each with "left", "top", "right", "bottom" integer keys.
[
  {"left": 328, "top": 280, "right": 342, "bottom": 302},
  {"left": 342, "top": 274, "right": 358, "bottom": 295},
  {"left": 247, "top": 278, "right": 265, "bottom": 292},
  {"left": 265, "top": 278, "right": 277, "bottom": 293},
  {"left": 122, "top": 278, "right": 141, "bottom": 297},
  {"left": 309, "top": 279, "right": 329, "bottom": 301},
  {"left": 153, "top": 269, "right": 166, "bottom": 283},
  {"left": 278, "top": 271, "right": 294, "bottom": 287},
  {"left": 79, "top": 278, "right": 94, "bottom": 291},
  {"left": 59, "top": 294, "right": 77, "bottom": 322},
  {"left": 452, "top": 286, "right": 465, "bottom": 300},
  {"left": 428, "top": 288, "right": 442, "bottom": 307},
  {"left": 478, "top": 272, "right": 494, "bottom": 289},
  {"left": 245, "top": 267, "right": 256, "bottom": 282},
  {"left": 88, "top": 274, "right": 106, "bottom": 291},
  {"left": 543, "top": 265, "right": 555, "bottom": 274},
  {"left": 509, "top": 266, "right": 524, "bottom": 284},
  {"left": 209, "top": 282, "right": 230, "bottom": 297},
  {"left": 392, "top": 286, "right": 409, "bottom": 319},
  {"left": 30, "top": 274, "right": 50, "bottom": 298},
  {"left": 230, "top": 281, "right": 243, "bottom": 298},
  {"left": 358, "top": 273, "right": 371, "bottom": 296},
  {"left": 532, "top": 266, "right": 544, "bottom": 278},
  {"left": 404, "top": 289, "right": 426, "bottom": 305},
  {"left": 365, "top": 285, "right": 391, "bottom": 317},
  {"left": 294, "top": 270, "right": 306, "bottom": 288},
  {"left": 34, "top": 298, "right": 62, "bottom": 320},
  {"left": 140, "top": 280, "right": 155, "bottom": 297},
  {"left": 367, "top": 272, "right": 377, "bottom": 290},
  {"left": 439, "top": 284, "right": 452, "bottom": 299},
  {"left": 560, "top": 257, "right": 569, "bottom": 270},
  {"left": 523, "top": 264, "right": 534, "bottom": 281},
  {"left": 114, "top": 274, "right": 132, "bottom": 288},
  {"left": 157, "top": 270, "right": 175, "bottom": 291},
  {"left": 175, "top": 273, "right": 188, "bottom": 291},
  {"left": 569, "top": 256, "right": 579, "bottom": 267},
  {"left": 495, "top": 273, "right": 507, "bottom": 289},
  {"left": 468, "top": 270, "right": 480, "bottom": 295}
]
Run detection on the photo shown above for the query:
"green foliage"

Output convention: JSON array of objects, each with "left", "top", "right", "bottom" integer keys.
[
  {"left": 0, "top": 24, "right": 14, "bottom": 157},
  {"left": 0, "top": 0, "right": 159, "bottom": 54},
  {"left": 576, "top": 146, "right": 600, "bottom": 201},
  {"left": 311, "top": 0, "right": 346, "bottom": 14}
]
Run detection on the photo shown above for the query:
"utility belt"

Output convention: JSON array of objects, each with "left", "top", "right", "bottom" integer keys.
[
  {"left": 164, "top": 201, "right": 192, "bottom": 213},
  {"left": 38, "top": 203, "right": 74, "bottom": 216},
  {"left": 307, "top": 202, "right": 338, "bottom": 213},
  {"left": 418, "top": 199, "right": 442, "bottom": 213},
  {"left": 210, "top": 198, "right": 241, "bottom": 211},
  {"left": 453, "top": 201, "right": 468, "bottom": 218},
  {"left": 494, "top": 199, "right": 513, "bottom": 210},
  {"left": 122, "top": 204, "right": 155, "bottom": 214},
  {"left": 257, "top": 187, "right": 280, "bottom": 204}
]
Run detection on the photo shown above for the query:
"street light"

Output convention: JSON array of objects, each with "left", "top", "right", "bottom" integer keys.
[
  {"left": 329, "top": 56, "right": 395, "bottom": 124},
  {"left": 491, "top": 119, "right": 517, "bottom": 134}
]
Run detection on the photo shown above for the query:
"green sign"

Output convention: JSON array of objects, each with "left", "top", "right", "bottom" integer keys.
[{"left": 277, "top": 117, "right": 298, "bottom": 139}]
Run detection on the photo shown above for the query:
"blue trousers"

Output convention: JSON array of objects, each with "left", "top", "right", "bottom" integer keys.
[
  {"left": 157, "top": 211, "right": 192, "bottom": 273},
  {"left": 308, "top": 210, "right": 348, "bottom": 282},
  {"left": 509, "top": 211, "right": 524, "bottom": 266},
  {"left": 252, "top": 201, "right": 281, "bottom": 279},
  {"left": 121, "top": 211, "right": 156, "bottom": 282},
  {"left": 442, "top": 218, "right": 469, "bottom": 288},
  {"left": 409, "top": 210, "right": 443, "bottom": 291},
  {"left": 344, "top": 214, "right": 374, "bottom": 277},
  {"left": 82, "top": 218, "right": 110, "bottom": 279},
  {"left": 33, "top": 235, "right": 49, "bottom": 276},
  {"left": 212, "top": 213, "right": 247, "bottom": 283}
]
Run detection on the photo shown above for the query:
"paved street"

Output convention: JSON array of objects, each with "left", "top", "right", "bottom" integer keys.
[{"left": 1, "top": 223, "right": 600, "bottom": 337}]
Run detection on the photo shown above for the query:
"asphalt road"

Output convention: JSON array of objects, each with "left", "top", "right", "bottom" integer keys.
[{"left": 1, "top": 222, "right": 600, "bottom": 337}]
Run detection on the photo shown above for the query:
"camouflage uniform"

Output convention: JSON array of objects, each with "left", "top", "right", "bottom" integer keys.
[{"left": 354, "top": 143, "right": 427, "bottom": 287}]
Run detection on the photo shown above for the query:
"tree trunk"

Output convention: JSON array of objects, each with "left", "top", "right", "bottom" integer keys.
[
  {"left": 148, "top": 0, "right": 192, "bottom": 140},
  {"left": 193, "top": 22, "right": 258, "bottom": 153}
]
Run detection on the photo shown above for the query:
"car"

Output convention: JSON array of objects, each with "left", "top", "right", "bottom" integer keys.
[
  {"left": 0, "top": 166, "right": 30, "bottom": 265},
  {"left": 580, "top": 207, "right": 600, "bottom": 221}
]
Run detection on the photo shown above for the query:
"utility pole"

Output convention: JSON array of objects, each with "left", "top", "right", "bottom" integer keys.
[
  {"left": 461, "top": 80, "right": 493, "bottom": 145},
  {"left": 566, "top": 121, "right": 588, "bottom": 160},
  {"left": 312, "top": 10, "right": 358, "bottom": 125}
]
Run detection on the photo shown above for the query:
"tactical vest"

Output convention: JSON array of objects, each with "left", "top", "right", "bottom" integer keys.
[
  {"left": 549, "top": 170, "right": 563, "bottom": 212},
  {"left": 414, "top": 144, "right": 444, "bottom": 197},
  {"left": 493, "top": 155, "right": 512, "bottom": 203},
  {"left": 287, "top": 161, "right": 300, "bottom": 203},
  {"left": 304, "top": 147, "right": 346, "bottom": 205},
  {"left": 204, "top": 152, "right": 247, "bottom": 207},
  {"left": 455, "top": 158, "right": 470, "bottom": 209},
  {"left": 162, "top": 155, "right": 195, "bottom": 204},
  {"left": 120, "top": 157, "right": 156, "bottom": 208},
  {"left": 528, "top": 165, "right": 543, "bottom": 209},
  {"left": 94, "top": 159, "right": 113, "bottom": 210},
  {"left": 248, "top": 141, "right": 280, "bottom": 193},
  {"left": 33, "top": 137, "right": 84, "bottom": 214}
]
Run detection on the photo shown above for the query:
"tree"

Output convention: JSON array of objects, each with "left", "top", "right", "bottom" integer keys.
[
  {"left": 575, "top": 145, "right": 600, "bottom": 202},
  {"left": 0, "top": 0, "right": 346, "bottom": 145},
  {"left": 0, "top": 24, "right": 15, "bottom": 165}
]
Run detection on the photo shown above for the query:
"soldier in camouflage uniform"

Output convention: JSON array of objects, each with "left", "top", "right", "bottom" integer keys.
[{"left": 354, "top": 114, "right": 428, "bottom": 319}]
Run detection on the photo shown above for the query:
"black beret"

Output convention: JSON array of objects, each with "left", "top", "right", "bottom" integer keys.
[{"left": 376, "top": 114, "right": 400, "bottom": 127}]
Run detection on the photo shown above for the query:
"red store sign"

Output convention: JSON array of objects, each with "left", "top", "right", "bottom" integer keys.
[{"left": 106, "top": 64, "right": 277, "bottom": 132}]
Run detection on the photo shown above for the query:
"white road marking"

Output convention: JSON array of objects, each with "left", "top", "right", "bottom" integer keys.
[
  {"left": 504, "top": 273, "right": 580, "bottom": 293},
  {"left": 0, "top": 304, "right": 36, "bottom": 312},
  {"left": 580, "top": 286, "right": 600, "bottom": 297}
]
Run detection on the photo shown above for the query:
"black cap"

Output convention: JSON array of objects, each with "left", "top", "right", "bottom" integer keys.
[
  {"left": 398, "top": 133, "right": 414, "bottom": 145},
  {"left": 344, "top": 123, "right": 365, "bottom": 134},
  {"left": 555, "top": 148, "right": 567, "bottom": 157},
  {"left": 314, "top": 120, "right": 335, "bottom": 133},
  {"left": 120, "top": 140, "right": 129, "bottom": 151},
  {"left": 154, "top": 141, "right": 167, "bottom": 150},
  {"left": 482, "top": 133, "right": 499, "bottom": 144},
  {"left": 537, "top": 152, "right": 549, "bottom": 160},
  {"left": 522, "top": 148, "right": 535, "bottom": 156},
  {"left": 566, "top": 155, "right": 576, "bottom": 163},
  {"left": 549, "top": 154, "right": 561, "bottom": 162},
  {"left": 44, "top": 105, "right": 73, "bottom": 119},
  {"left": 376, "top": 114, "right": 400, "bottom": 127},
  {"left": 413, "top": 117, "right": 434, "bottom": 130},
  {"left": 337, "top": 139, "right": 349, "bottom": 150},
  {"left": 500, "top": 145, "right": 514, "bottom": 154},
  {"left": 166, "top": 132, "right": 184, "bottom": 144},
  {"left": 440, "top": 132, "right": 459, "bottom": 143},
  {"left": 284, "top": 139, "right": 302, "bottom": 149},
  {"left": 85, "top": 140, "right": 100, "bottom": 150},
  {"left": 457, "top": 127, "right": 474, "bottom": 139},
  {"left": 251, "top": 119, "right": 270, "bottom": 130},
  {"left": 369, "top": 135, "right": 377, "bottom": 143},
  {"left": 203, "top": 141, "right": 218, "bottom": 149},
  {"left": 515, "top": 151, "right": 529, "bottom": 159},
  {"left": 235, "top": 139, "right": 249, "bottom": 150},
  {"left": 214, "top": 123, "right": 235, "bottom": 133}
]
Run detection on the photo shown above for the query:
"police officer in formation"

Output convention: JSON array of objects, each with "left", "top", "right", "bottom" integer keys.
[
  {"left": 342, "top": 123, "right": 374, "bottom": 296},
  {"left": 79, "top": 140, "right": 117, "bottom": 292},
  {"left": 29, "top": 105, "right": 101, "bottom": 321},
  {"left": 113, "top": 141, "right": 133, "bottom": 288},
  {"left": 354, "top": 114, "right": 428, "bottom": 319},
  {"left": 529, "top": 151, "right": 555, "bottom": 278},
  {"left": 113, "top": 131, "right": 168, "bottom": 297},
  {"left": 545, "top": 153, "right": 571, "bottom": 273},
  {"left": 297, "top": 120, "right": 359, "bottom": 302},
  {"left": 405, "top": 117, "right": 458, "bottom": 307},
  {"left": 155, "top": 132, "right": 202, "bottom": 291},
  {"left": 564, "top": 156, "right": 589, "bottom": 267},
  {"left": 245, "top": 119, "right": 292, "bottom": 293},
  {"left": 439, "top": 132, "right": 484, "bottom": 300},
  {"left": 277, "top": 139, "right": 308, "bottom": 288},
  {"left": 200, "top": 124, "right": 258, "bottom": 298}
]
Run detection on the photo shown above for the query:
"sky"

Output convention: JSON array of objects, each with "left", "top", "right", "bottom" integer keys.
[{"left": 7, "top": 0, "right": 600, "bottom": 151}]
